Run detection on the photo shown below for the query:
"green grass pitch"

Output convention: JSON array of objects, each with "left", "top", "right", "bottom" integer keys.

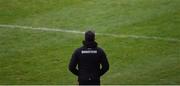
[{"left": 0, "top": 0, "right": 180, "bottom": 85}]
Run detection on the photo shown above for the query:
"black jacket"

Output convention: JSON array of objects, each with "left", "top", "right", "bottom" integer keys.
[{"left": 69, "top": 41, "right": 109, "bottom": 81}]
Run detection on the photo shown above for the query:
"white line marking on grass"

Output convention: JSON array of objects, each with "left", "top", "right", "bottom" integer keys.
[{"left": 0, "top": 24, "right": 180, "bottom": 42}]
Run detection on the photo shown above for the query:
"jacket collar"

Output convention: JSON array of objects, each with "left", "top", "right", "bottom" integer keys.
[{"left": 82, "top": 40, "right": 97, "bottom": 48}]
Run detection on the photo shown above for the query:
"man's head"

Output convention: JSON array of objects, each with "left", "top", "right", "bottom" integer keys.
[{"left": 85, "top": 31, "right": 95, "bottom": 42}]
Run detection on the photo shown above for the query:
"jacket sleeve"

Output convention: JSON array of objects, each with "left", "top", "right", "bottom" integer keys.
[
  {"left": 99, "top": 49, "right": 109, "bottom": 76},
  {"left": 68, "top": 49, "right": 79, "bottom": 76}
]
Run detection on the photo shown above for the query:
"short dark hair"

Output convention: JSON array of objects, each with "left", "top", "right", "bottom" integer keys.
[{"left": 85, "top": 31, "right": 95, "bottom": 42}]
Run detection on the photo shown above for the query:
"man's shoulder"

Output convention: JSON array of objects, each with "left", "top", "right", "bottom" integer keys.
[
  {"left": 74, "top": 46, "right": 105, "bottom": 52},
  {"left": 74, "top": 46, "right": 84, "bottom": 52},
  {"left": 97, "top": 47, "right": 104, "bottom": 52}
]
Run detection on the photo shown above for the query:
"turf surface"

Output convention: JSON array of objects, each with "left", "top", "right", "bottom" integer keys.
[{"left": 0, "top": 0, "right": 180, "bottom": 85}]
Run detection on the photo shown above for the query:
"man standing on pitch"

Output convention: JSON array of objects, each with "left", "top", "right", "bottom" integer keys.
[{"left": 69, "top": 31, "right": 109, "bottom": 85}]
